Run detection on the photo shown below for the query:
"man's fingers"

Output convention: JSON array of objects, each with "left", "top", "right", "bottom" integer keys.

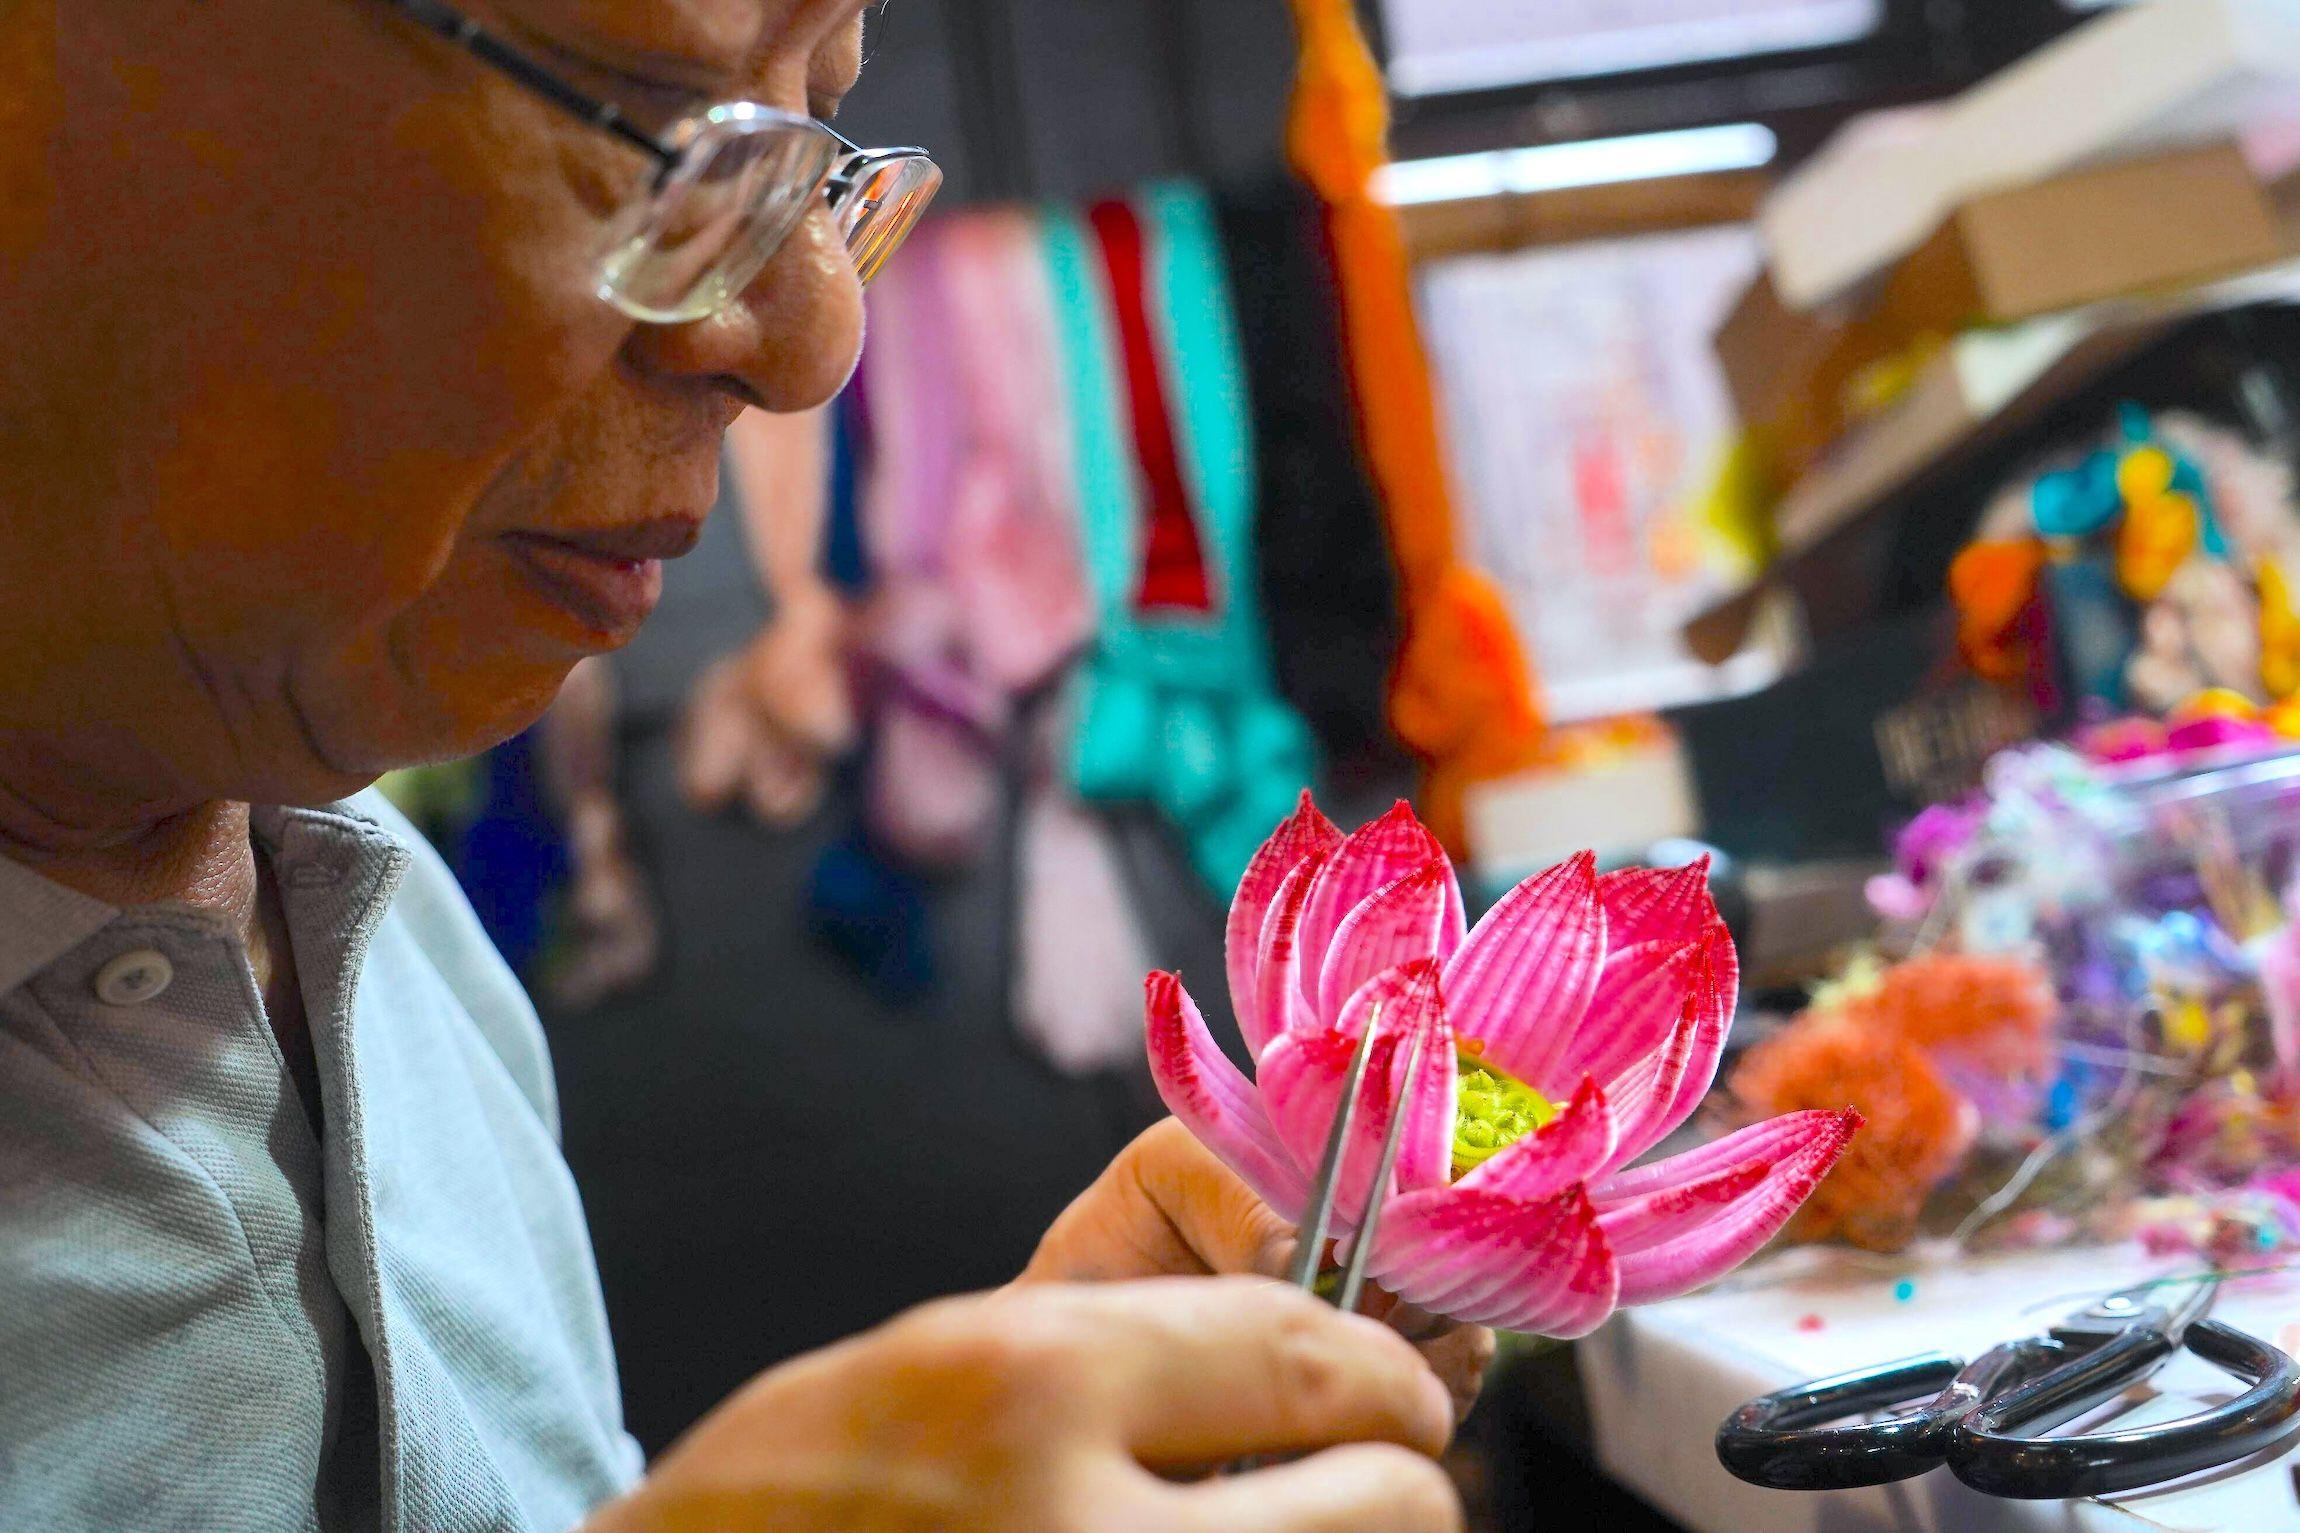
[
  {"left": 1413, "top": 1322, "right": 1497, "bottom": 1427},
  {"left": 1126, "top": 1118, "right": 1298, "bottom": 1279},
  {"left": 1021, "top": 1119, "right": 1296, "bottom": 1285},
  {"left": 1088, "top": 1278, "right": 1455, "bottom": 1468},
  {"left": 741, "top": 735, "right": 824, "bottom": 826},
  {"left": 676, "top": 661, "right": 750, "bottom": 812},
  {"left": 1163, "top": 1444, "right": 1464, "bottom": 1533}
]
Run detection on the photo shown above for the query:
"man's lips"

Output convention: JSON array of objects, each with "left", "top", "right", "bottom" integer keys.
[
  {"left": 501, "top": 517, "right": 702, "bottom": 637},
  {"left": 520, "top": 516, "right": 705, "bottom": 564}
]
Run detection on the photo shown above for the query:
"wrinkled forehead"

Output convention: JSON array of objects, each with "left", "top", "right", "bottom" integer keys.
[{"left": 534, "top": 0, "right": 869, "bottom": 82}]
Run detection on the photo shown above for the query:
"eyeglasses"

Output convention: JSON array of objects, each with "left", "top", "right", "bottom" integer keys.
[{"left": 379, "top": 0, "right": 941, "bottom": 323}]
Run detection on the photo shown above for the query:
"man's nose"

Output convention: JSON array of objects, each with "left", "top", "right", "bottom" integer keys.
[{"left": 621, "top": 202, "right": 866, "bottom": 413}]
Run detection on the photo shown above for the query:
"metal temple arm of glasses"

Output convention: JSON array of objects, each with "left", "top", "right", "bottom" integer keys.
[{"left": 379, "top": 0, "right": 678, "bottom": 166}]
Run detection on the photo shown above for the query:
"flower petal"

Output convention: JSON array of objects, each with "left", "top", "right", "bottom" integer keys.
[
  {"left": 1365, "top": 1184, "right": 1620, "bottom": 1338},
  {"left": 1606, "top": 1110, "right": 1861, "bottom": 1306},
  {"left": 1297, "top": 803, "right": 1450, "bottom": 1002},
  {"left": 1591, "top": 944, "right": 1737, "bottom": 1175},
  {"left": 1548, "top": 938, "right": 1706, "bottom": 1094},
  {"left": 1383, "top": 972, "right": 1460, "bottom": 1197},
  {"left": 1594, "top": 1161, "right": 1768, "bottom": 1253},
  {"left": 1487, "top": 1206, "right": 1622, "bottom": 1339},
  {"left": 1589, "top": 1109, "right": 1850, "bottom": 1203},
  {"left": 1441, "top": 851, "right": 1604, "bottom": 1087},
  {"left": 1456, "top": 1075, "right": 1616, "bottom": 1202},
  {"left": 1256, "top": 961, "right": 1453, "bottom": 1232},
  {"left": 1595, "top": 984, "right": 1705, "bottom": 1174},
  {"left": 1666, "top": 923, "right": 1739, "bottom": 1126},
  {"left": 1227, "top": 793, "right": 1343, "bottom": 1056},
  {"left": 1145, "top": 973, "right": 1312, "bottom": 1219},
  {"left": 1318, "top": 859, "right": 1457, "bottom": 1022},
  {"left": 1598, "top": 857, "right": 1716, "bottom": 948},
  {"left": 1248, "top": 854, "right": 1328, "bottom": 1057}
]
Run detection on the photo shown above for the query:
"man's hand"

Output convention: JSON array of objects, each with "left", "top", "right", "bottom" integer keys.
[
  {"left": 1022, "top": 1119, "right": 1498, "bottom": 1428},
  {"left": 583, "top": 1278, "right": 1464, "bottom": 1532},
  {"left": 676, "top": 590, "right": 854, "bottom": 828}
]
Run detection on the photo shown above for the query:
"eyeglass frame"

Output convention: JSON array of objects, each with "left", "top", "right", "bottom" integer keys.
[{"left": 376, "top": 0, "right": 937, "bottom": 316}]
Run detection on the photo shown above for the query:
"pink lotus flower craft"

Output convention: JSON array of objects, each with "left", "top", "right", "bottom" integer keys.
[{"left": 1146, "top": 796, "right": 1859, "bottom": 1336}]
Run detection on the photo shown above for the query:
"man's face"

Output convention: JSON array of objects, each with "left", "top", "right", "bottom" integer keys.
[{"left": 0, "top": 0, "right": 872, "bottom": 810}]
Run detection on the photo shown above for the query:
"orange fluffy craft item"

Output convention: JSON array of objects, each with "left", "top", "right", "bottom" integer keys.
[
  {"left": 1949, "top": 540, "right": 2047, "bottom": 687},
  {"left": 1282, "top": 0, "right": 1550, "bottom": 853},
  {"left": 1848, "top": 953, "right": 2059, "bottom": 1085},
  {"left": 1731, "top": 1014, "right": 1979, "bottom": 1253}
]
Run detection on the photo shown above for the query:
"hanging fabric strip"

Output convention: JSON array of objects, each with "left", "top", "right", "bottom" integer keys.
[
  {"left": 822, "top": 391, "right": 869, "bottom": 597},
  {"left": 1282, "top": 0, "right": 1551, "bottom": 855},
  {"left": 1042, "top": 186, "right": 1316, "bottom": 894},
  {"left": 1012, "top": 699, "right": 1159, "bottom": 1075},
  {"left": 1088, "top": 199, "right": 1217, "bottom": 615},
  {"left": 937, "top": 210, "right": 1095, "bottom": 695},
  {"left": 855, "top": 221, "right": 1006, "bottom": 870},
  {"left": 1212, "top": 178, "right": 1401, "bottom": 770}
]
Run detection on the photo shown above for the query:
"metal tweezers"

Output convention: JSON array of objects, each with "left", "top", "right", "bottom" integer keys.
[
  {"left": 1290, "top": 1012, "right": 1427, "bottom": 1311},
  {"left": 1227, "top": 1018, "right": 1427, "bottom": 1477}
]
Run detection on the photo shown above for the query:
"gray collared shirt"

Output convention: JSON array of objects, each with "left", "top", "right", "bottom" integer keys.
[{"left": 0, "top": 792, "right": 643, "bottom": 1532}]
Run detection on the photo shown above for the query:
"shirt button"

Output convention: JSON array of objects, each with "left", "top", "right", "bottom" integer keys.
[
  {"left": 284, "top": 862, "right": 342, "bottom": 891},
  {"left": 93, "top": 950, "right": 175, "bottom": 1007}
]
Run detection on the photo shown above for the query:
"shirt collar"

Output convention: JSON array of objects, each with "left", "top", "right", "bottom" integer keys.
[
  {"left": 0, "top": 796, "right": 405, "bottom": 998},
  {"left": 0, "top": 853, "right": 116, "bottom": 998}
]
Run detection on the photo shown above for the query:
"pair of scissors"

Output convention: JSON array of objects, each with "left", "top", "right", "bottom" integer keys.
[{"left": 1715, "top": 1274, "right": 2300, "bottom": 1499}]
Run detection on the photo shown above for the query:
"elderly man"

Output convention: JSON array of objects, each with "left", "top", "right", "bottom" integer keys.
[{"left": 0, "top": 1, "right": 1485, "bottom": 1529}]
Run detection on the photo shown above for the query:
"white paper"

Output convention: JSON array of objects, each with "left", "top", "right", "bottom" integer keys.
[
  {"left": 1382, "top": 0, "right": 1883, "bottom": 97},
  {"left": 1418, "top": 224, "right": 1776, "bottom": 722}
]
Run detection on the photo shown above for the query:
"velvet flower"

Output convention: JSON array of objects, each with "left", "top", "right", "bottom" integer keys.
[{"left": 1146, "top": 795, "right": 1858, "bottom": 1336}]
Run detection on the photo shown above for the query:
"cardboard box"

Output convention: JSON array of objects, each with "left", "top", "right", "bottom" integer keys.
[
  {"left": 1760, "top": 0, "right": 2300, "bottom": 308},
  {"left": 1884, "top": 140, "right": 2283, "bottom": 327},
  {"left": 1710, "top": 269, "right": 1846, "bottom": 457},
  {"left": 1688, "top": 264, "right": 2300, "bottom": 667},
  {"left": 1716, "top": 141, "right": 2283, "bottom": 475}
]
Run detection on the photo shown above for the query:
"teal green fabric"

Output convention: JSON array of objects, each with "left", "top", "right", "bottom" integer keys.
[
  {"left": 0, "top": 791, "right": 641, "bottom": 1532},
  {"left": 1041, "top": 184, "right": 1316, "bottom": 892}
]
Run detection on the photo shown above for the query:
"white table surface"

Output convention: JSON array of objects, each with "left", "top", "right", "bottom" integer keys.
[{"left": 1577, "top": 1242, "right": 2300, "bottom": 1533}]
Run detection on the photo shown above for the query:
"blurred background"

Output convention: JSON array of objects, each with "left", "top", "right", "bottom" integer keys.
[{"left": 382, "top": 2, "right": 2300, "bottom": 1528}]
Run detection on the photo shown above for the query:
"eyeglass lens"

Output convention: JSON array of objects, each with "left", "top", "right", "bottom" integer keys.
[
  {"left": 599, "top": 118, "right": 841, "bottom": 323},
  {"left": 838, "top": 157, "right": 943, "bottom": 287},
  {"left": 599, "top": 114, "right": 940, "bottom": 323}
]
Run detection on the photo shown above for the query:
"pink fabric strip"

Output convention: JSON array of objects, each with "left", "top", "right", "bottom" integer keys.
[
  {"left": 938, "top": 212, "right": 1094, "bottom": 696},
  {"left": 858, "top": 221, "right": 964, "bottom": 579}
]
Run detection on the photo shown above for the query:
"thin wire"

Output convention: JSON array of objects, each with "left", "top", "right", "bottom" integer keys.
[
  {"left": 1948, "top": 999, "right": 2157, "bottom": 1247},
  {"left": 2052, "top": 1041, "right": 2190, "bottom": 1077}
]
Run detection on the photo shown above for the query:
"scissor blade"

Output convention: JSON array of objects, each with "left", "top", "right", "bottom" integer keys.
[
  {"left": 2063, "top": 1274, "right": 2218, "bottom": 1341},
  {"left": 1287, "top": 1019, "right": 1382, "bottom": 1290},
  {"left": 1336, "top": 1021, "right": 1429, "bottom": 1314}
]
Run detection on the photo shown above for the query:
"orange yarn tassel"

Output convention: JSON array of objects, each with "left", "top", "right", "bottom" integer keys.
[{"left": 1282, "top": 0, "right": 1549, "bottom": 854}]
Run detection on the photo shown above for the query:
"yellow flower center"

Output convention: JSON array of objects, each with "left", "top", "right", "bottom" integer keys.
[{"left": 1451, "top": 1049, "right": 1556, "bottom": 1179}]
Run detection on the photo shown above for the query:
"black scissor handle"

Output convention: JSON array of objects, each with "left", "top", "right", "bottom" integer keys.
[
  {"left": 1716, "top": 1342, "right": 2056, "bottom": 1490},
  {"left": 1951, "top": 1320, "right": 2300, "bottom": 1500}
]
